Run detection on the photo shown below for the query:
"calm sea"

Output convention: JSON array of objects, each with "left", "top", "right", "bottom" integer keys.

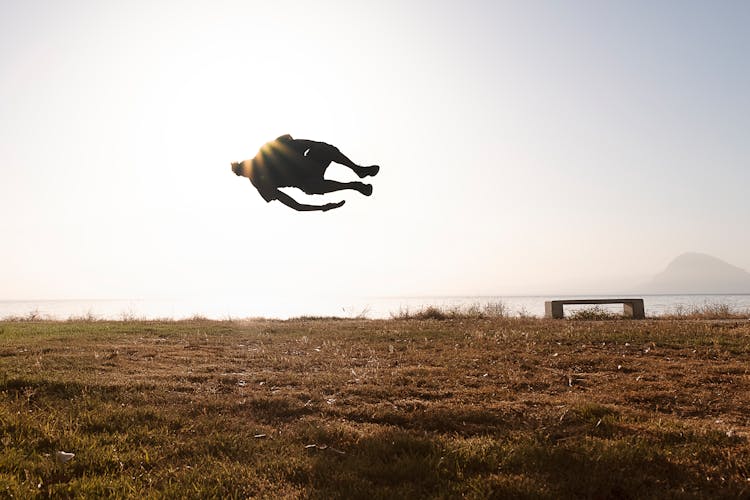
[{"left": 2, "top": 295, "right": 750, "bottom": 320}]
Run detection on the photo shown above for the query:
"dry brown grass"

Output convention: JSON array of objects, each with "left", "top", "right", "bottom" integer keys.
[
  {"left": 1, "top": 317, "right": 750, "bottom": 497},
  {"left": 661, "top": 302, "right": 750, "bottom": 320}
]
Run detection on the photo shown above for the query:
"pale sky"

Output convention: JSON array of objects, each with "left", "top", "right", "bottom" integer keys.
[{"left": 1, "top": 0, "right": 749, "bottom": 301}]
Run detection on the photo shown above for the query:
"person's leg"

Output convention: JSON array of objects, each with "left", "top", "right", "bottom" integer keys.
[
  {"left": 302, "top": 180, "right": 373, "bottom": 196},
  {"left": 306, "top": 145, "right": 379, "bottom": 178}
]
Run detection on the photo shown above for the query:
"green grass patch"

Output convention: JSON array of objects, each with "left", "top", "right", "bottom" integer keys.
[{"left": 391, "top": 302, "right": 509, "bottom": 320}]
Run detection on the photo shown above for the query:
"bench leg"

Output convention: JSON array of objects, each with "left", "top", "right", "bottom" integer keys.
[
  {"left": 545, "top": 302, "right": 564, "bottom": 319},
  {"left": 632, "top": 300, "right": 645, "bottom": 319},
  {"left": 623, "top": 301, "right": 646, "bottom": 319},
  {"left": 623, "top": 303, "right": 634, "bottom": 318}
]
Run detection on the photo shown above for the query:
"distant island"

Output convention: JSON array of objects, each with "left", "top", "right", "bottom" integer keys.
[{"left": 641, "top": 252, "right": 750, "bottom": 294}]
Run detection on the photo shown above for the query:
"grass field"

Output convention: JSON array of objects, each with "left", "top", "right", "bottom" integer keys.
[{"left": 1, "top": 317, "right": 749, "bottom": 498}]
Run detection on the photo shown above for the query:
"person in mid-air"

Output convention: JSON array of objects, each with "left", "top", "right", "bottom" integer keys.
[{"left": 231, "top": 135, "right": 379, "bottom": 212}]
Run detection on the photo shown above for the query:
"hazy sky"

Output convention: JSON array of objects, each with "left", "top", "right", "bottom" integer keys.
[{"left": 1, "top": 0, "right": 749, "bottom": 300}]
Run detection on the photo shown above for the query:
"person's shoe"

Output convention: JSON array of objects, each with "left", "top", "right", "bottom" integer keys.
[
  {"left": 357, "top": 165, "right": 380, "bottom": 178},
  {"left": 359, "top": 183, "right": 373, "bottom": 196}
]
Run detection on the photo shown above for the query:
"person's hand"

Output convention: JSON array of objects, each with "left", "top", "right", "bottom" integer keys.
[{"left": 322, "top": 200, "right": 345, "bottom": 211}]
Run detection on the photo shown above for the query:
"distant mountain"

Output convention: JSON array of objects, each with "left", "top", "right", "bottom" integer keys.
[{"left": 642, "top": 253, "right": 750, "bottom": 294}]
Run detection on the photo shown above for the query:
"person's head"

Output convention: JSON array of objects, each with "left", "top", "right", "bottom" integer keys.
[{"left": 231, "top": 161, "right": 247, "bottom": 177}]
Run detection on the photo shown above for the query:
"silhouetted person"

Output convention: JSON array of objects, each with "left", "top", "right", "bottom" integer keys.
[{"left": 232, "top": 135, "right": 379, "bottom": 212}]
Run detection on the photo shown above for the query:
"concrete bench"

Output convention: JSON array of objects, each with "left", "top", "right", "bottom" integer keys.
[{"left": 544, "top": 298, "right": 645, "bottom": 319}]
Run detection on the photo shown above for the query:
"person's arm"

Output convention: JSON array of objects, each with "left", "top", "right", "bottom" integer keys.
[{"left": 274, "top": 190, "right": 345, "bottom": 212}]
